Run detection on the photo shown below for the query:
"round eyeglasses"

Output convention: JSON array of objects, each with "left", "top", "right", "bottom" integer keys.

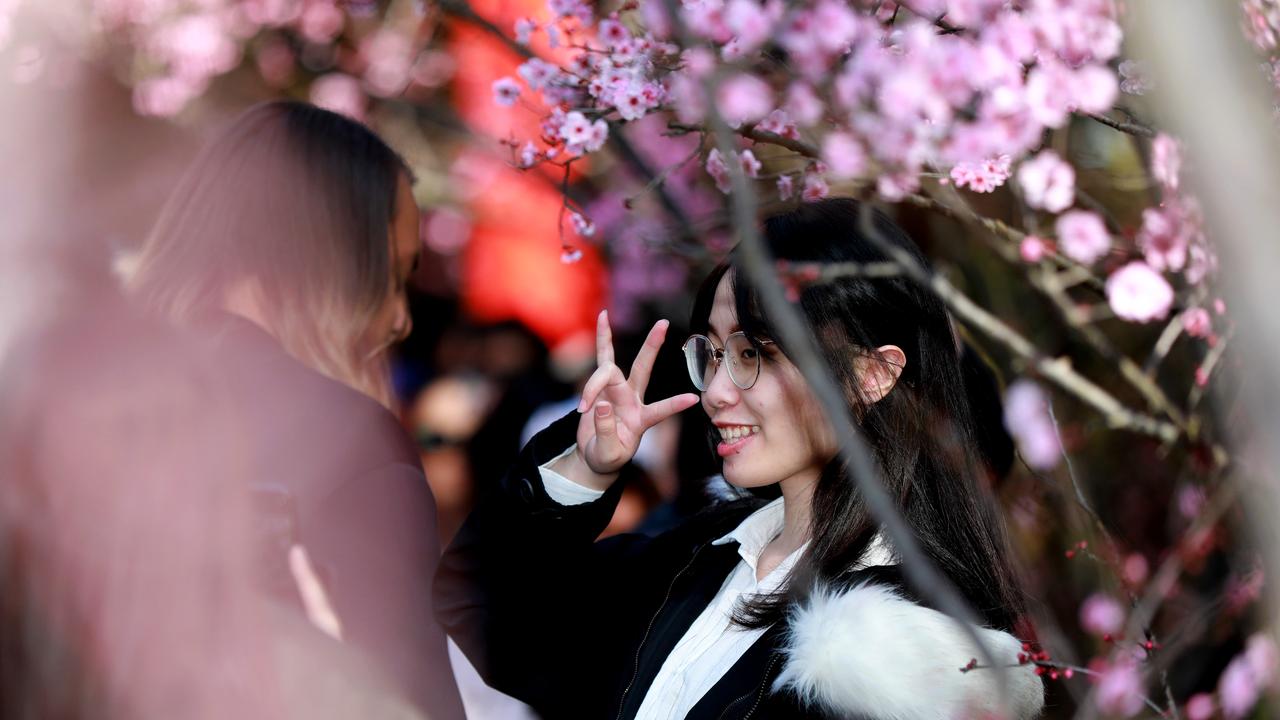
[{"left": 681, "top": 332, "right": 775, "bottom": 391}]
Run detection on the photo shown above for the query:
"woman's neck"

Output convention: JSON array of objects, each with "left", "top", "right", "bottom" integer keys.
[{"left": 775, "top": 472, "right": 817, "bottom": 554}]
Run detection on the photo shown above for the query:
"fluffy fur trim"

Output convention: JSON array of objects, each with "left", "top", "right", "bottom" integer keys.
[{"left": 772, "top": 583, "right": 1044, "bottom": 720}]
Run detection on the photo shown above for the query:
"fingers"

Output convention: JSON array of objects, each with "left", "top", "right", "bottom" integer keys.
[
  {"left": 595, "top": 309, "right": 614, "bottom": 368},
  {"left": 640, "top": 392, "right": 702, "bottom": 430},
  {"left": 578, "top": 363, "right": 626, "bottom": 412},
  {"left": 628, "top": 319, "right": 669, "bottom": 400},
  {"left": 588, "top": 400, "right": 625, "bottom": 471}
]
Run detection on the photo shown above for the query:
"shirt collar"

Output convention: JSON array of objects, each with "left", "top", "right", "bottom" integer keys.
[{"left": 712, "top": 497, "right": 897, "bottom": 572}]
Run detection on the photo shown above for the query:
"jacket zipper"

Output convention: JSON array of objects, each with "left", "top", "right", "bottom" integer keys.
[
  {"left": 614, "top": 544, "right": 706, "bottom": 720},
  {"left": 716, "top": 654, "right": 780, "bottom": 720}
]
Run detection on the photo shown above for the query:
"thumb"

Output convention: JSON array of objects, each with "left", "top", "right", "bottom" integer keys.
[{"left": 593, "top": 400, "right": 618, "bottom": 445}]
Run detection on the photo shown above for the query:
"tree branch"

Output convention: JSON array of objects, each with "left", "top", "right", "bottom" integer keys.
[{"left": 1087, "top": 112, "right": 1158, "bottom": 139}]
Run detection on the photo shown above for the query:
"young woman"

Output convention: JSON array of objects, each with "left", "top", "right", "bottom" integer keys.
[
  {"left": 124, "top": 101, "right": 464, "bottom": 719},
  {"left": 436, "top": 198, "right": 1045, "bottom": 719}
]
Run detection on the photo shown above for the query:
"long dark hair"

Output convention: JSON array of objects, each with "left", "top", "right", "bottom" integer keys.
[
  {"left": 124, "top": 100, "right": 410, "bottom": 405},
  {"left": 690, "top": 198, "right": 1025, "bottom": 630}
]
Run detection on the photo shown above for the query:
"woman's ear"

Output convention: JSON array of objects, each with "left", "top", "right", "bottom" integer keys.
[{"left": 853, "top": 345, "right": 906, "bottom": 404}]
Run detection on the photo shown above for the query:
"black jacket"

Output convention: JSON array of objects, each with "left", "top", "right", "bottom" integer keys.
[
  {"left": 436, "top": 412, "right": 1045, "bottom": 720},
  {"left": 207, "top": 316, "right": 465, "bottom": 720}
]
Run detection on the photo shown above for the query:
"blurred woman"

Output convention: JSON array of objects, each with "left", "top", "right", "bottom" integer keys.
[
  {"left": 124, "top": 100, "right": 463, "bottom": 719},
  {"left": 436, "top": 198, "right": 1045, "bottom": 719}
]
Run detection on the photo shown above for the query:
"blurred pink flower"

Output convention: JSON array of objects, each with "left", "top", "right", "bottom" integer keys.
[
  {"left": 151, "top": 12, "right": 240, "bottom": 82},
  {"left": 739, "top": 149, "right": 762, "bottom": 178},
  {"left": 1018, "top": 150, "right": 1075, "bottom": 213},
  {"left": 361, "top": 30, "right": 413, "bottom": 97},
  {"left": 1095, "top": 661, "right": 1146, "bottom": 717},
  {"left": 777, "top": 174, "right": 795, "bottom": 201},
  {"left": 1185, "top": 693, "right": 1215, "bottom": 720},
  {"left": 1079, "top": 593, "right": 1126, "bottom": 636},
  {"left": 1106, "top": 262, "right": 1174, "bottom": 323},
  {"left": 299, "top": 0, "right": 344, "bottom": 43},
  {"left": 1123, "top": 553, "right": 1149, "bottom": 586},
  {"left": 1004, "top": 379, "right": 1062, "bottom": 471},
  {"left": 785, "top": 82, "right": 823, "bottom": 126},
  {"left": 492, "top": 76, "right": 521, "bottom": 106},
  {"left": 1020, "top": 235, "right": 1049, "bottom": 263},
  {"left": 310, "top": 72, "right": 366, "bottom": 120},
  {"left": 1056, "top": 210, "right": 1109, "bottom": 264},
  {"left": 1220, "top": 655, "right": 1262, "bottom": 719},
  {"left": 822, "top": 132, "right": 866, "bottom": 179},
  {"left": 424, "top": 208, "right": 471, "bottom": 255},
  {"left": 1138, "top": 205, "right": 1190, "bottom": 273},
  {"left": 132, "top": 74, "right": 203, "bottom": 117},
  {"left": 1245, "top": 633, "right": 1279, "bottom": 686},
  {"left": 514, "top": 17, "right": 536, "bottom": 44},
  {"left": 1177, "top": 484, "right": 1206, "bottom": 519},
  {"left": 1152, "top": 133, "right": 1182, "bottom": 191},
  {"left": 1183, "top": 307, "right": 1212, "bottom": 338},
  {"left": 716, "top": 73, "right": 772, "bottom": 128},
  {"left": 706, "top": 148, "right": 732, "bottom": 194}
]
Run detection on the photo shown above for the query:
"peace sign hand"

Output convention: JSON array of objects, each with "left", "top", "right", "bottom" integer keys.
[{"left": 570, "top": 311, "right": 700, "bottom": 485}]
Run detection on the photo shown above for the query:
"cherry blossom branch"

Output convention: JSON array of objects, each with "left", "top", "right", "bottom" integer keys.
[
  {"left": 1187, "top": 330, "right": 1232, "bottom": 413},
  {"left": 1086, "top": 112, "right": 1158, "bottom": 139},
  {"left": 964, "top": 661, "right": 1169, "bottom": 716},
  {"left": 905, "top": 188, "right": 1192, "bottom": 436}
]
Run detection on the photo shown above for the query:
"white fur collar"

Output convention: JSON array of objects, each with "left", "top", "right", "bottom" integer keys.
[{"left": 773, "top": 583, "right": 1045, "bottom": 720}]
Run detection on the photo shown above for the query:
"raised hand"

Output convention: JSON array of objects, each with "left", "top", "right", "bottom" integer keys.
[{"left": 572, "top": 310, "right": 700, "bottom": 480}]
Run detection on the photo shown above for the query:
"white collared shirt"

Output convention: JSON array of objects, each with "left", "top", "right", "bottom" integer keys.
[{"left": 539, "top": 455, "right": 804, "bottom": 720}]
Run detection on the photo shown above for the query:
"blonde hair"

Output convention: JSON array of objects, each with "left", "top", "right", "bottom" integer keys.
[{"left": 124, "top": 101, "right": 410, "bottom": 407}]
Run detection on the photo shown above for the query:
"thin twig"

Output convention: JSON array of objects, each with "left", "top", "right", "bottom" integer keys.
[
  {"left": 1187, "top": 331, "right": 1232, "bottom": 413},
  {"left": 1087, "top": 112, "right": 1158, "bottom": 139}
]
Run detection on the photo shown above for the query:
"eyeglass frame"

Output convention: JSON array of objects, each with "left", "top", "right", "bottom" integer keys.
[{"left": 681, "top": 331, "right": 776, "bottom": 391}]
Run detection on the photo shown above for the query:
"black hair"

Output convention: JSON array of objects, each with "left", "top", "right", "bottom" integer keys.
[{"left": 690, "top": 197, "right": 1025, "bottom": 630}]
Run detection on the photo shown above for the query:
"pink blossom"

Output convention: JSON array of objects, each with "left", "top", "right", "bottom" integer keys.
[
  {"left": 1185, "top": 693, "right": 1215, "bottom": 720},
  {"left": 150, "top": 13, "right": 240, "bottom": 82},
  {"left": 785, "top": 82, "right": 824, "bottom": 126},
  {"left": 876, "top": 172, "right": 920, "bottom": 202},
  {"left": 951, "top": 155, "right": 1012, "bottom": 193},
  {"left": 739, "top": 149, "right": 762, "bottom": 178},
  {"left": 517, "top": 141, "right": 539, "bottom": 169},
  {"left": 1107, "top": 262, "right": 1175, "bottom": 323},
  {"left": 361, "top": 30, "right": 413, "bottom": 97},
  {"left": 810, "top": 0, "right": 865, "bottom": 53},
  {"left": 571, "top": 212, "right": 596, "bottom": 238},
  {"left": 1183, "top": 307, "right": 1212, "bottom": 338},
  {"left": 1215, "top": 297, "right": 1228, "bottom": 314},
  {"left": 777, "top": 174, "right": 795, "bottom": 200},
  {"left": 683, "top": 0, "right": 731, "bottom": 42},
  {"left": 757, "top": 109, "right": 798, "bottom": 139},
  {"left": 517, "top": 58, "right": 557, "bottom": 90},
  {"left": 492, "top": 76, "right": 521, "bottom": 106},
  {"left": 1095, "top": 661, "right": 1146, "bottom": 718},
  {"left": 1018, "top": 150, "right": 1075, "bottom": 213},
  {"left": 1071, "top": 64, "right": 1119, "bottom": 114},
  {"left": 669, "top": 75, "right": 707, "bottom": 124},
  {"left": 1020, "top": 235, "right": 1049, "bottom": 263},
  {"left": 946, "top": 0, "right": 1005, "bottom": 27},
  {"left": 132, "top": 75, "right": 203, "bottom": 117},
  {"left": 1220, "top": 656, "right": 1262, "bottom": 719},
  {"left": 1138, "top": 205, "right": 1191, "bottom": 273},
  {"left": 1123, "top": 553, "right": 1150, "bottom": 586},
  {"left": 1079, "top": 593, "right": 1126, "bottom": 636},
  {"left": 1004, "top": 379, "right": 1062, "bottom": 471},
  {"left": 684, "top": 47, "right": 717, "bottom": 78},
  {"left": 1245, "top": 633, "right": 1280, "bottom": 686},
  {"left": 641, "top": 0, "right": 672, "bottom": 39},
  {"left": 1056, "top": 210, "right": 1110, "bottom": 264},
  {"left": 1178, "top": 484, "right": 1207, "bottom": 519},
  {"left": 724, "top": 0, "right": 776, "bottom": 54},
  {"left": 309, "top": 72, "right": 366, "bottom": 120},
  {"left": 716, "top": 73, "right": 772, "bottom": 127},
  {"left": 1152, "top": 133, "right": 1182, "bottom": 191},
  {"left": 822, "top": 132, "right": 866, "bottom": 179},
  {"left": 424, "top": 208, "right": 472, "bottom": 254},
  {"left": 706, "top": 148, "right": 732, "bottom": 193},
  {"left": 299, "top": 1, "right": 344, "bottom": 43},
  {"left": 801, "top": 172, "right": 829, "bottom": 202},
  {"left": 514, "top": 17, "right": 536, "bottom": 45},
  {"left": 559, "top": 112, "right": 608, "bottom": 155}
]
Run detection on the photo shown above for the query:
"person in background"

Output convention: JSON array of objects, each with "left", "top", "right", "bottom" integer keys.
[
  {"left": 123, "top": 100, "right": 464, "bottom": 719},
  {"left": 436, "top": 198, "right": 1045, "bottom": 719}
]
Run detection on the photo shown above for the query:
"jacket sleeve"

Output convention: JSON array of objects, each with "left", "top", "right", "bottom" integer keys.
[
  {"left": 433, "top": 410, "right": 668, "bottom": 716},
  {"left": 308, "top": 462, "right": 466, "bottom": 720}
]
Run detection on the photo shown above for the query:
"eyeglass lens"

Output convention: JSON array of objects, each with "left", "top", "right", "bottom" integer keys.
[{"left": 683, "top": 334, "right": 761, "bottom": 391}]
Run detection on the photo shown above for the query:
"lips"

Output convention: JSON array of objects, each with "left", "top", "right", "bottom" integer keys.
[{"left": 715, "top": 423, "right": 759, "bottom": 457}]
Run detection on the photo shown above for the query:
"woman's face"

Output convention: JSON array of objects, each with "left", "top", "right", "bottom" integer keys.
[
  {"left": 700, "top": 272, "right": 837, "bottom": 490},
  {"left": 366, "top": 173, "right": 421, "bottom": 357}
]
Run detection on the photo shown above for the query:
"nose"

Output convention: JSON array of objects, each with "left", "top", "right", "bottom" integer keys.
[{"left": 701, "top": 355, "right": 740, "bottom": 410}]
